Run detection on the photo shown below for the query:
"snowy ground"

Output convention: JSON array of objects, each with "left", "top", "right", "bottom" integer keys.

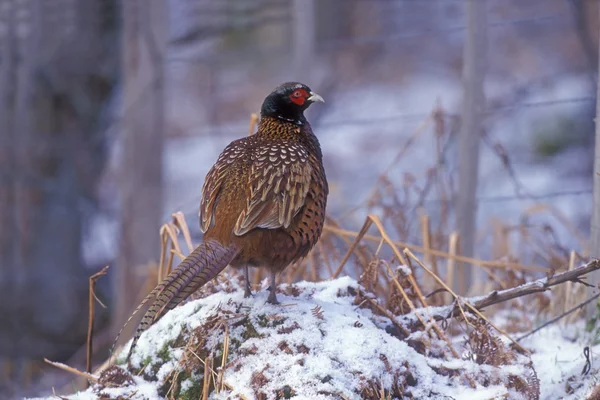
[
  {"left": 520, "top": 323, "right": 600, "bottom": 399},
  {"left": 30, "top": 277, "right": 600, "bottom": 400}
]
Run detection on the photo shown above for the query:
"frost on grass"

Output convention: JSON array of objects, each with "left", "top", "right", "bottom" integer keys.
[{"left": 82, "top": 277, "right": 538, "bottom": 400}]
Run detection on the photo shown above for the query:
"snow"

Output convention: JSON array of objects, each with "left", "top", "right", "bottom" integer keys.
[
  {"left": 520, "top": 323, "right": 600, "bottom": 399},
  {"left": 31, "top": 277, "right": 600, "bottom": 400},
  {"left": 396, "top": 265, "right": 412, "bottom": 276},
  {"left": 96, "top": 377, "right": 160, "bottom": 399}
]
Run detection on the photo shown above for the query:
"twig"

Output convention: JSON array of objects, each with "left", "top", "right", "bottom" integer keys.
[
  {"left": 353, "top": 215, "right": 463, "bottom": 359},
  {"left": 324, "top": 224, "right": 548, "bottom": 273},
  {"left": 445, "top": 232, "right": 459, "bottom": 304},
  {"left": 162, "top": 223, "right": 183, "bottom": 257},
  {"left": 394, "top": 257, "right": 463, "bottom": 359},
  {"left": 400, "top": 259, "right": 600, "bottom": 328},
  {"left": 52, "top": 387, "right": 70, "bottom": 400},
  {"left": 563, "top": 250, "right": 577, "bottom": 325},
  {"left": 420, "top": 215, "right": 438, "bottom": 286},
  {"left": 517, "top": 292, "right": 600, "bottom": 341},
  {"left": 159, "top": 222, "right": 182, "bottom": 280},
  {"left": 404, "top": 249, "right": 529, "bottom": 353},
  {"left": 158, "top": 228, "right": 169, "bottom": 284},
  {"left": 344, "top": 218, "right": 424, "bottom": 323},
  {"left": 358, "top": 290, "right": 411, "bottom": 337},
  {"left": 248, "top": 113, "right": 259, "bottom": 136},
  {"left": 87, "top": 266, "right": 110, "bottom": 378},
  {"left": 332, "top": 217, "right": 373, "bottom": 278},
  {"left": 217, "top": 325, "right": 230, "bottom": 392},
  {"left": 171, "top": 248, "right": 186, "bottom": 260},
  {"left": 44, "top": 359, "right": 99, "bottom": 384},
  {"left": 202, "top": 354, "right": 214, "bottom": 400},
  {"left": 172, "top": 211, "right": 194, "bottom": 254},
  {"left": 326, "top": 216, "right": 372, "bottom": 271}
]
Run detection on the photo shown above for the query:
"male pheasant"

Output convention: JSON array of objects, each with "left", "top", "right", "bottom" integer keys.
[{"left": 117, "top": 82, "right": 328, "bottom": 363}]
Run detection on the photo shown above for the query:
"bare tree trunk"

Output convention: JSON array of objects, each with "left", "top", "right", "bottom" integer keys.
[
  {"left": 113, "top": 0, "right": 167, "bottom": 335},
  {"left": 455, "top": 0, "right": 487, "bottom": 295},
  {"left": 0, "top": 0, "right": 17, "bottom": 290},
  {"left": 0, "top": 1, "right": 19, "bottom": 384},
  {"left": 292, "top": 0, "right": 315, "bottom": 82},
  {"left": 569, "top": 0, "right": 598, "bottom": 83},
  {"left": 586, "top": 3, "right": 600, "bottom": 320},
  {"left": 0, "top": 0, "right": 117, "bottom": 394}
]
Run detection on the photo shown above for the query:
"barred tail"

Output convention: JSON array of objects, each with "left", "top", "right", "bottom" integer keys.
[{"left": 111, "top": 240, "right": 239, "bottom": 365}]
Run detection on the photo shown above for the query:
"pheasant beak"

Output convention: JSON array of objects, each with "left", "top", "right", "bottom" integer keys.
[{"left": 307, "top": 92, "right": 325, "bottom": 103}]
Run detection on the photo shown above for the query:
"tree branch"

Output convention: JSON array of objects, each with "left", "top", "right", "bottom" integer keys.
[{"left": 402, "top": 259, "right": 600, "bottom": 328}]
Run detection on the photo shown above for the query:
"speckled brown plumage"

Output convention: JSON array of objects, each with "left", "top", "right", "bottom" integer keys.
[
  {"left": 116, "top": 82, "right": 328, "bottom": 363},
  {"left": 200, "top": 115, "right": 327, "bottom": 272}
]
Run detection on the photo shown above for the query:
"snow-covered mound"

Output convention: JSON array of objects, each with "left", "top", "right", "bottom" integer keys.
[{"left": 65, "top": 277, "right": 540, "bottom": 399}]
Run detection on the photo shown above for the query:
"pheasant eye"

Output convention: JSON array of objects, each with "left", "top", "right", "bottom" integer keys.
[{"left": 289, "top": 89, "right": 307, "bottom": 105}]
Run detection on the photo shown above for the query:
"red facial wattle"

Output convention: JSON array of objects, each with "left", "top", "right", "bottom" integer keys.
[{"left": 289, "top": 89, "right": 309, "bottom": 106}]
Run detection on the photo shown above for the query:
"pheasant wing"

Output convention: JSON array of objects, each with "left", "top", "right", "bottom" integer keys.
[
  {"left": 234, "top": 143, "right": 312, "bottom": 235},
  {"left": 199, "top": 140, "right": 245, "bottom": 233}
]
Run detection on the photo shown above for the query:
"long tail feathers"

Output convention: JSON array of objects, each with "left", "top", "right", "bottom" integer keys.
[{"left": 111, "top": 240, "right": 239, "bottom": 365}]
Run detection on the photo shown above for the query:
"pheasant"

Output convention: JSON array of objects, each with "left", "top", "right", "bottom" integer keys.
[{"left": 116, "top": 82, "right": 328, "bottom": 363}]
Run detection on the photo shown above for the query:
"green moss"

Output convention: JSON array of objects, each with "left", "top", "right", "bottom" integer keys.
[
  {"left": 141, "top": 356, "right": 153, "bottom": 368},
  {"left": 230, "top": 337, "right": 242, "bottom": 348},
  {"left": 531, "top": 111, "right": 593, "bottom": 159},
  {"left": 114, "top": 354, "right": 127, "bottom": 366},
  {"left": 586, "top": 302, "right": 600, "bottom": 346},
  {"left": 242, "top": 321, "right": 262, "bottom": 339},
  {"left": 158, "top": 369, "right": 191, "bottom": 398},
  {"left": 533, "top": 133, "right": 570, "bottom": 158},
  {"left": 586, "top": 302, "right": 600, "bottom": 332},
  {"left": 257, "top": 314, "right": 269, "bottom": 327},
  {"left": 257, "top": 313, "right": 286, "bottom": 328},
  {"left": 178, "top": 372, "right": 203, "bottom": 400},
  {"left": 128, "top": 355, "right": 153, "bottom": 377},
  {"left": 281, "top": 385, "right": 296, "bottom": 398},
  {"left": 157, "top": 341, "right": 172, "bottom": 362}
]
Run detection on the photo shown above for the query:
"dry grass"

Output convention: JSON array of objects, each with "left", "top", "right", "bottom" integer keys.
[
  {"left": 85, "top": 206, "right": 596, "bottom": 399},
  {"left": 46, "top": 107, "right": 595, "bottom": 398},
  {"left": 93, "top": 273, "right": 544, "bottom": 399}
]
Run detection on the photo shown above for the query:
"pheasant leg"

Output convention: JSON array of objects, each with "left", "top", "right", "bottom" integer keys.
[
  {"left": 267, "top": 269, "right": 279, "bottom": 304},
  {"left": 243, "top": 265, "right": 253, "bottom": 298}
]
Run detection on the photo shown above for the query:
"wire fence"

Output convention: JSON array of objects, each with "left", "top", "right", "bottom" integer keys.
[
  {"left": 4, "top": 0, "right": 595, "bottom": 296},
  {"left": 150, "top": 0, "right": 598, "bottom": 266}
]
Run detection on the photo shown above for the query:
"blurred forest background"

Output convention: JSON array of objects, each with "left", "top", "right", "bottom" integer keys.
[{"left": 1, "top": 0, "right": 600, "bottom": 398}]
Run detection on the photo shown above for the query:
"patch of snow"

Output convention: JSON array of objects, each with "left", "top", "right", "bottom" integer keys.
[
  {"left": 519, "top": 322, "right": 600, "bottom": 400},
  {"left": 33, "top": 277, "right": 552, "bottom": 400},
  {"left": 397, "top": 265, "right": 412, "bottom": 276},
  {"left": 99, "top": 377, "right": 160, "bottom": 400}
]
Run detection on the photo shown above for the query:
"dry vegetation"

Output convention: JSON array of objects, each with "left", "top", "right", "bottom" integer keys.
[
  {"left": 92, "top": 270, "right": 545, "bottom": 399},
  {"left": 45, "top": 110, "right": 600, "bottom": 399}
]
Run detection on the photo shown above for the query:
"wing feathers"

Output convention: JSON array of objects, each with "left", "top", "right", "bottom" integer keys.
[
  {"left": 234, "top": 145, "right": 311, "bottom": 235},
  {"left": 200, "top": 139, "right": 312, "bottom": 237},
  {"left": 199, "top": 143, "right": 243, "bottom": 233}
]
